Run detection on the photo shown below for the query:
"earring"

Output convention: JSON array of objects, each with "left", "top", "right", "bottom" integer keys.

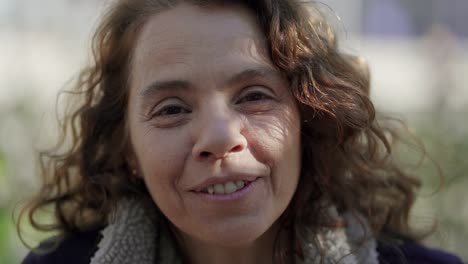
[{"left": 131, "top": 169, "right": 137, "bottom": 176}]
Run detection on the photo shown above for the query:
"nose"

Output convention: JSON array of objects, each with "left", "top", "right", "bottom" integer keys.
[{"left": 192, "top": 109, "right": 247, "bottom": 161}]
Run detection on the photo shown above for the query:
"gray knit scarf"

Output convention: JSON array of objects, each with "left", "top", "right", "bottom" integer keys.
[{"left": 90, "top": 199, "right": 379, "bottom": 264}]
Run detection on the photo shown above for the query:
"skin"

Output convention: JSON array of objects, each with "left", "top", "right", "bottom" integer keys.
[{"left": 127, "top": 3, "right": 301, "bottom": 264}]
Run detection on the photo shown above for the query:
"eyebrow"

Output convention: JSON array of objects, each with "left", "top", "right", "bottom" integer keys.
[
  {"left": 139, "top": 66, "right": 282, "bottom": 100},
  {"left": 226, "top": 67, "right": 281, "bottom": 86},
  {"left": 139, "top": 79, "right": 191, "bottom": 99}
]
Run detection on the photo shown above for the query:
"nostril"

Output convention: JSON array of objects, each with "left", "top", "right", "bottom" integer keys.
[
  {"left": 231, "top": 145, "right": 243, "bottom": 152},
  {"left": 200, "top": 151, "right": 211, "bottom": 158}
]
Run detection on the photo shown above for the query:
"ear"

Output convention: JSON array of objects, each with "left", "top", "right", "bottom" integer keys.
[
  {"left": 124, "top": 114, "right": 142, "bottom": 177},
  {"left": 125, "top": 142, "right": 141, "bottom": 178}
]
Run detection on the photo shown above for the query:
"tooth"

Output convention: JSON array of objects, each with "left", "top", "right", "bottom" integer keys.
[
  {"left": 235, "top": 180, "right": 245, "bottom": 189},
  {"left": 207, "top": 186, "right": 214, "bottom": 194},
  {"left": 213, "top": 184, "right": 225, "bottom": 194},
  {"left": 224, "top": 181, "right": 237, "bottom": 194}
]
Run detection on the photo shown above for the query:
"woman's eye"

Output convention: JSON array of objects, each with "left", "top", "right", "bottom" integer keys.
[
  {"left": 154, "top": 105, "right": 190, "bottom": 117},
  {"left": 237, "top": 91, "right": 272, "bottom": 103}
]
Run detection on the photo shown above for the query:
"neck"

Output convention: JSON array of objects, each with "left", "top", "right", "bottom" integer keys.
[
  {"left": 174, "top": 223, "right": 285, "bottom": 264},
  {"left": 186, "top": 241, "right": 273, "bottom": 264}
]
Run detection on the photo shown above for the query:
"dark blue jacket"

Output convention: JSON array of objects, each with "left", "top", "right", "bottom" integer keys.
[{"left": 22, "top": 228, "right": 464, "bottom": 264}]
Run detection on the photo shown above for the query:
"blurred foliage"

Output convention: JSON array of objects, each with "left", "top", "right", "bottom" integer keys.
[
  {"left": 0, "top": 151, "right": 16, "bottom": 264},
  {"left": 405, "top": 113, "right": 468, "bottom": 262},
  {"left": 0, "top": 211, "right": 15, "bottom": 264}
]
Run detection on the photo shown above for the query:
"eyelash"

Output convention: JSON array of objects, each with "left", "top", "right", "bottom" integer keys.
[
  {"left": 151, "top": 89, "right": 274, "bottom": 119},
  {"left": 236, "top": 90, "right": 273, "bottom": 104},
  {"left": 153, "top": 105, "right": 190, "bottom": 118}
]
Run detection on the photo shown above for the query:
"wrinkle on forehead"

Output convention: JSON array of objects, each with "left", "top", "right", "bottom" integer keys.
[
  {"left": 133, "top": 39, "right": 274, "bottom": 96},
  {"left": 129, "top": 3, "right": 275, "bottom": 93},
  {"left": 131, "top": 3, "right": 268, "bottom": 69}
]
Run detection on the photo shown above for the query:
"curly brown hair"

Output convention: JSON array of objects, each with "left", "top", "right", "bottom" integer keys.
[{"left": 18, "top": 0, "right": 428, "bottom": 262}]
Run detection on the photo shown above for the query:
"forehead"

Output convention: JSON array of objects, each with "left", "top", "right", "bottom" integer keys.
[
  {"left": 131, "top": 3, "right": 270, "bottom": 80},
  {"left": 138, "top": 3, "right": 261, "bottom": 44}
]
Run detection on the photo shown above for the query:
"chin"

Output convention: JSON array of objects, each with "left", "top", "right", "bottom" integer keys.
[{"left": 184, "top": 215, "right": 276, "bottom": 248}]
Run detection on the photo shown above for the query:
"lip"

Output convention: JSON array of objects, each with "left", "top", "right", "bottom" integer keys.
[
  {"left": 193, "top": 177, "right": 261, "bottom": 202},
  {"left": 190, "top": 173, "right": 261, "bottom": 192}
]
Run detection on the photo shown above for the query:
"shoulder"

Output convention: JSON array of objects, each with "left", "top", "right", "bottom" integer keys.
[
  {"left": 21, "top": 228, "right": 102, "bottom": 264},
  {"left": 377, "top": 239, "right": 464, "bottom": 264}
]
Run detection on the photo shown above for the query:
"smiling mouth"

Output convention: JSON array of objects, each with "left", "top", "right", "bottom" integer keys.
[{"left": 198, "top": 180, "right": 253, "bottom": 195}]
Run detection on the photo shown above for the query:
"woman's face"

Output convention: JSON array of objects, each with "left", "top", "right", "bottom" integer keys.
[{"left": 127, "top": 3, "right": 301, "bottom": 247}]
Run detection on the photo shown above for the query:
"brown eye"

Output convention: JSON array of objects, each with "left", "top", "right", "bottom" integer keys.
[
  {"left": 154, "top": 105, "right": 190, "bottom": 117},
  {"left": 237, "top": 91, "right": 272, "bottom": 104}
]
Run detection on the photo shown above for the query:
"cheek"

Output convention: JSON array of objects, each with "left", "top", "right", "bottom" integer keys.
[
  {"left": 246, "top": 108, "right": 301, "bottom": 192},
  {"left": 131, "top": 128, "right": 193, "bottom": 220},
  {"left": 246, "top": 109, "right": 301, "bottom": 166},
  {"left": 131, "top": 127, "right": 190, "bottom": 194}
]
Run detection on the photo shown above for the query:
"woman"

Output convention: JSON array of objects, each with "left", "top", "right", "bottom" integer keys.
[{"left": 19, "top": 0, "right": 463, "bottom": 263}]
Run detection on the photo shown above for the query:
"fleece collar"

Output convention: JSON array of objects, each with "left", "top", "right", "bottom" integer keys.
[{"left": 90, "top": 199, "right": 378, "bottom": 264}]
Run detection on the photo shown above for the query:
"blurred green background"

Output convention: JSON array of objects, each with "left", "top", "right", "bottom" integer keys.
[{"left": 1, "top": 0, "right": 467, "bottom": 263}]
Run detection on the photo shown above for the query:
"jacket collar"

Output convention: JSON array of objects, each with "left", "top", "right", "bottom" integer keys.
[{"left": 90, "top": 198, "right": 378, "bottom": 264}]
